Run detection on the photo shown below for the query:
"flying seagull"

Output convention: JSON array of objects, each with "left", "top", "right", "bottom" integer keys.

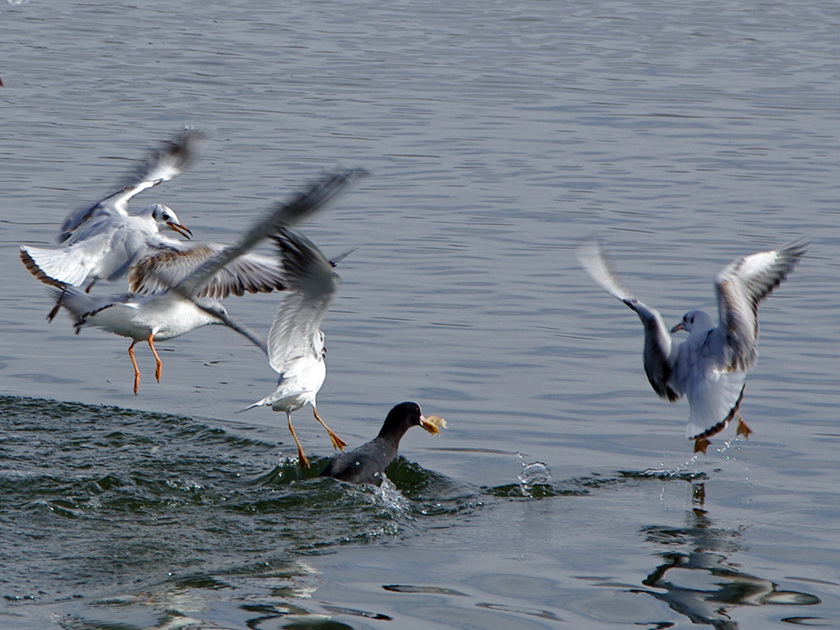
[
  {"left": 578, "top": 238, "right": 807, "bottom": 453},
  {"left": 20, "top": 130, "right": 201, "bottom": 295},
  {"left": 241, "top": 227, "right": 350, "bottom": 468},
  {"left": 50, "top": 168, "right": 367, "bottom": 394}
]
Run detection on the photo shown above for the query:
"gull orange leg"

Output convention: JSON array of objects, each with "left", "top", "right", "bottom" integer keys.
[
  {"left": 287, "top": 412, "right": 311, "bottom": 468},
  {"left": 128, "top": 340, "right": 141, "bottom": 395},
  {"left": 736, "top": 414, "right": 752, "bottom": 438},
  {"left": 313, "top": 406, "right": 347, "bottom": 451},
  {"left": 693, "top": 437, "right": 711, "bottom": 454},
  {"left": 145, "top": 333, "right": 163, "bottom": 383}
]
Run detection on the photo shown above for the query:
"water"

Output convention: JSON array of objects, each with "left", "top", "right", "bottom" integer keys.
[{"left": 2, "top": 0, "right": 840, "bottom": 627}]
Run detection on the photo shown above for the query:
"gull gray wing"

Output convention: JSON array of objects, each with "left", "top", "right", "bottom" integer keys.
[
  {"left": 57, "top": 129, "right": 202, "bottom": 242},
  {"left": 578, "top": 238, "right": 678, "bottom": 401},
  {"left": 715, "top": 240, "right": 807, "bottom": 372},
  {"left": 130, "top": 244, "right": 286, "bottom": 298},
  {"left": 172, "top": 168, "right": 366, "bottom": 299},
  {"left": 266, "top": 228, "right": 340, "bottom": 374}
]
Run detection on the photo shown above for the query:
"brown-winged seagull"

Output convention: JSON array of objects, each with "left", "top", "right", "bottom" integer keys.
[{"left": 50, "top": 168, "right": 367, "bottom": 395}]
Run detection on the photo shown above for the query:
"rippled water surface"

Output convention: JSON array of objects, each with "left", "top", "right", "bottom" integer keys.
[{"left": 3, "top": 0, "right": 840, "bottom": 628}]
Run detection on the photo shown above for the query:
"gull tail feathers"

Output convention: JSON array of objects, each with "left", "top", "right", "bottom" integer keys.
[
  {"left": 45, "top": 286, "right": 93, "bottom": 330},
  {"left": 236, "top": 397, "right": 271, "bottom": 414},
  {"left": 685, "top": 382, "right": 746, "bottom": 441}
]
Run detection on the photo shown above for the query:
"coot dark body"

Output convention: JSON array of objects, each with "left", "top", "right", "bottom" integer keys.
[{"left": 321, "top": 402, "right": 435, "bottom": 485}]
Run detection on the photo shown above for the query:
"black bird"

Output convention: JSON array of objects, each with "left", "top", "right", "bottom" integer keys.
[{"left": 320, "top": 402, "right": 445, "bottom": 485}]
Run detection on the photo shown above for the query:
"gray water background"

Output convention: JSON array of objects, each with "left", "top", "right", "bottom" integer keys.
[{"left": 1, "top": 0, "right": 840, "bottom": 628}]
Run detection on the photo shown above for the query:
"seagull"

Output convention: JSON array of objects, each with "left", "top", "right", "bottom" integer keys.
[
  {"left": 577, "top": 238, "right": 807, "bottom": 453},
  {"left": 320, "top": 402, "right": 445, "bottom": 485},
  {"left": 20, "top": 130, "right": 200, "bottom": 298},
  {"left": 240, "top": 227, "right": 349, "bottom": 468},
  {"left": 50, "top": 168, "right": 368, "bottom": 395},
  {"left": 124, "top": 239, "right": 289, "bottom": 301}
]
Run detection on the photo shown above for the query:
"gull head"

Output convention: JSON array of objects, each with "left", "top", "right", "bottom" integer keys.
[
  {"left": 145, "top": 203, "right": 192, "bottom": 239},
  {"left": 191, "top": 299, "right": 233, "bottom": 326},
  {"left": 671, "top": 309, "right": 715, "bottom": 334}
]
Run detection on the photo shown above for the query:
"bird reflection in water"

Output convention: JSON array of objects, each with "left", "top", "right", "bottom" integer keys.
[{"left": 633, "top": 482, "right": 820, "bottom": 629}]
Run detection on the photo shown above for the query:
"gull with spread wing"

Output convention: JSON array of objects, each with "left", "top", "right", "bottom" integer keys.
[
  {"left": 20, "top": 130, "right": 200, "bottom": 296},
  {"left": 578, "top": 239, "right": 807, "bottom": 453},
  {"left": 241, "top": 227, "right": 348, "bottom": 468},
  {"left": 50, "top": 168, "right": 367, "bottom": 394}
]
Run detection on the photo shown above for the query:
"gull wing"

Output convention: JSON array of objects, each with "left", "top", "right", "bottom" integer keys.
[
  {"left": 266, "top": 228, "right": 340, "bottom": 374},
  {"left": 195, "top": 302, "right": 268, "bottom": 354},
  {"left": 57, "top": 129, "right": 202, "bottom": 242},
  {"left": 129, "top": 244, "right": 286, "bottom": 298},
  {"left": 578, "top": 238, "right": 678, "bottom": 401},
  {"left": 171, "top": 168, "right": 366, "bottom": 299},
  {"left": 715, "top": 240, "right": 807, "bottom": 372},
  {"left": 21, "top": 218, "right": 149, "bottom": 288},
  {"left": 20, "top": 244, "right": 92, "bottom": 288}
]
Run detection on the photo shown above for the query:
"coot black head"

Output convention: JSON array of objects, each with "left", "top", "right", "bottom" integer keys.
[{"left": 377, "top": 402, "right": 424, "bottom": 440}]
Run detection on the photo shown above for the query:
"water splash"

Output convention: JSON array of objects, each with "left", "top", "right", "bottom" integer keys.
[
  {"left": 516, "top": 453, "right": 552, "bottom": 497},
  {"left": 638, "top": 434, "right": 747, "bottom": 480},
  {"left": 714, "top": 435, "right": 742, "bottom": 456},
  {"left": 372, "top": 476, "right": 411, "bottom": 512},
  {"left": 640, "top": 453, "right": 708, "bottom": 479}
]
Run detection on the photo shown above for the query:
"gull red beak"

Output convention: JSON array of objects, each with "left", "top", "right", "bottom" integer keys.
[
  {"left": 670, "top": 322, "right": 686, "bottom": 333},
  {"left": 166, "top": 222, "right": 193, "bottom": 239}
]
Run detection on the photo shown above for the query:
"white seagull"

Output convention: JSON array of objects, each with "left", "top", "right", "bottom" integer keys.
[
  {"left": 50, "top": 168, "right": 368, "bottom": 395},
  {"left": 578, "top": 239, "right": 807, "bottom": 453},
  {"left": 20, "top": 130, "right": 200, "bottom": 296},
  {"left": 242, "top": 227, "right": 346, "bottom": 468}
]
